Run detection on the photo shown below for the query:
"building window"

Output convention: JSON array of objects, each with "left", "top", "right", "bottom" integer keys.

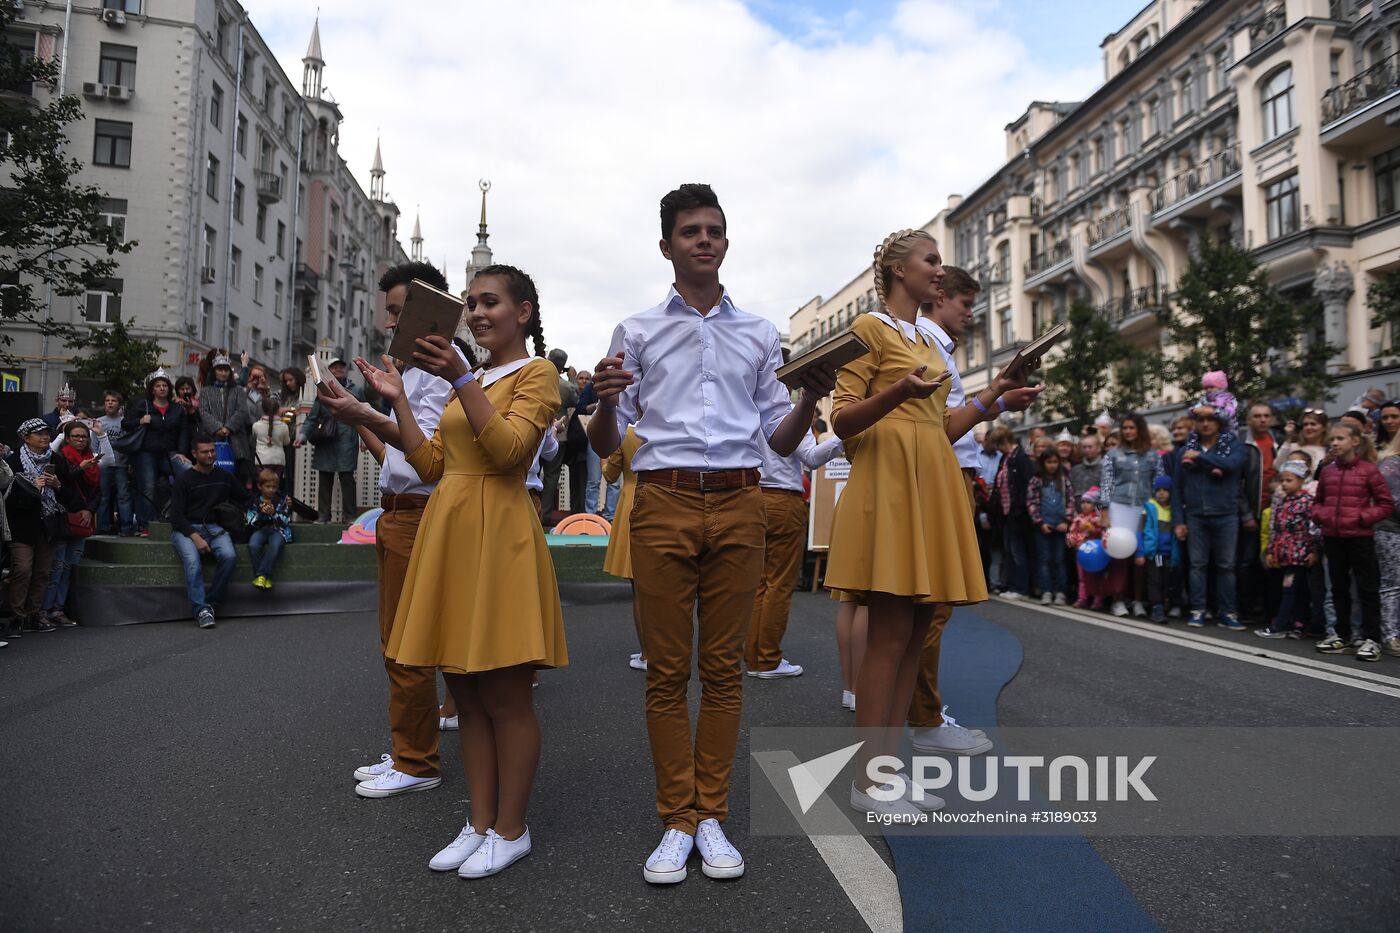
[
  {"left": 1146, "top": 96, "right": 1162, "bottom": 138},
  {"left": 251, "top": 326, "right": 262, "bottom": 352},
  {"left": 1213, "top": 48, "right": 1230, "bottom": 95},
  {"left": 255, "top": 203, "right": 267, "bottom": 241},
  {"left": 230, "top": 247, "right": 242, "bottom": 290},
  {"left": 1376, "top": 146, "right": 1400, "bottom": 217},
  {"left": 1260, "top": 66, "right": 1295, "bottom": 141},
  {"left": 1330, "top": 50, "right": 1342, "bottom": 88},
  {"left": 216, "top": 14, "right": 229, "bottom": 60},
  {"left": 271, "top": 338, "right": 281, "bottom": 360},
  {"left": 103, "top": 0, "right": 142, "bottom": 11},
  {"left": 262, "top": 76, "right": 273, "bottom": 111},
  {"left": 200, "top": 298, "right": 213, "bottom": 341},
  {"left": 98, "top": 43, "right": 137, "bottom": 88},
  {"left": 253, "top": 263, "right": 263, "bottom": 303},
  {"left": 84, "top": 278, "right": 122, "bottom": 324},
  {"left": 998, "top": 307, "right": 1014, "bottom": 346},
  {"left": 1092, "top": 137, "right": 1105, "bottom": 175},
  {"left": 236, "top": 113, "right": 247, "bottom": 157},
  {"left": 1265, "top": 174, "right": 1300, "bottom": 240},
  {"left": 93, "top": 120, "right": 132, "bottom": 167},
  {"left": 205, "top": 153, "right": 219, "bottom": 199},
  {"left": 274, "top": 280, "right": 283, "bottom": 319},
  {"left": 1178, "top": 72, "right": 1193, "bottom": 116},
  {"left": 203, "top": 225, "right": 216, "bottom": 274},
  {"left": 276, "top": 221, "right": 286, "bottom": 258},
  {"left": 210, "top": 82, "right": 223, "bottom": 129},
  {"left": 97, "top": 198, "right": 127, "bottom": 242},
  {"left": 228, "top": 313, "right": 240, "bottom": 349},
  {"left": 1117, "top": 117, "right": 1131, "bottom": 160},
  {"left": 233, "top": 179, "right": 245, "bottom": 222}
]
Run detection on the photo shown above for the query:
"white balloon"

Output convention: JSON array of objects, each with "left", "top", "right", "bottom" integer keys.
[{"left": 1104, "top": 526, "right": 1138, "bottom": 560}]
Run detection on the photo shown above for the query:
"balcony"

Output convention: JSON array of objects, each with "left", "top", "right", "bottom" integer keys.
[
  {"left": 293, "top": 262, "right": 320, "bottom": 294},
  {"left": 1321, "top": 52, "right": 1400, "bottom": 135},
  {"left": 1087, "top": 206, "right": 1132, "bottom": 249},
  {"left": 1099, "top": 285, "right": 1166, "bottom": 327},
  {"left": 1249, "top": 5, "right": 1286, "bottom": 51},
  {"left": 1024, "top": 239, "right": 1072, "bottom": 278},
  {"left": 1150, "top": 145, "right": 1242, "bottom": 217},
  {"left": 255, "top": 171, "right": 283, "bottom": 204}
]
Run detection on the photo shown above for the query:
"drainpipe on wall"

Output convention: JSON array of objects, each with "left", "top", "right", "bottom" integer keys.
[
  {"left": 284, "top": 107, "right": 304, "bottom": 369},
  {"left": 38, "top": 0, "right": 77, "bottom": 399},
  {"left": 218, "top": 16, "right": 246, "bottom": 354}
]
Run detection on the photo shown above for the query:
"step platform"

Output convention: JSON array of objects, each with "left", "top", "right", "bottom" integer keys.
[{"left": 68, "top": 523, "right": 612, "bottom": 625}]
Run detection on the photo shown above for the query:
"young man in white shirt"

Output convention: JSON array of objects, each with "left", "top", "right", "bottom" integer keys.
[
  {"left": 312, "top": 261, "right": 460, "bottom": 800},
  {"left": 908, "top": 266, "right": 1021, "bottom": 757},
  {"left": 588, "top": 184, "right": 836, "bottom": 885}
]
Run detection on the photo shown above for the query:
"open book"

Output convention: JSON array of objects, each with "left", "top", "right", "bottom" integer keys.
[
  {"left": 777, "top": 332, "right": 871, "bottom": 389},
  {"left": 1002, "top": 322, "right": 1067, "bottom": 377},
  {"left": 388, "top": 279, "right": 466, "bottom": 368},
  {"left": 307, "top": 354, "right": 328, "bottom": 391}
]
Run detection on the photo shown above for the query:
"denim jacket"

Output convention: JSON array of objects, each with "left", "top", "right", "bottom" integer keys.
[{"left": 1172, "top": 436, "right": 1247, "bottom": 519}]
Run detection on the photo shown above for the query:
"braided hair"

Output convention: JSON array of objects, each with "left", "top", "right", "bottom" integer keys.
[
  {"left": 871, "top": 228, "right": 935, "bottom": 344},
  {"left": 473, "top": 264, "right": 546, "bottom": 358}
]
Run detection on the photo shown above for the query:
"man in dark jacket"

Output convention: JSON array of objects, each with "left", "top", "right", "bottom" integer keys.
[
  {"left": 1173, "top": 403, "right": 1248, "bottom": 629},
  {"left": 169, "top": 436, "right": 249, "bottom": 628},
  {"left": 994, "top": 430, "right": 1035, "bottom": 598},
  {"left": 40, "top": 384, "right": 78, "bottom": 435},
  {"left": 4, "top": 419, "right": 82, "bottom": 635}
]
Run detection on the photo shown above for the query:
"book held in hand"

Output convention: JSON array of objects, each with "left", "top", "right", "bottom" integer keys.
[
  {"left": 777, "top": 332, "right": 871, "bottom": 389},
  {"left": 1002, "top": 322, "right": 1067, "bottom": 378},
  {"left": 388, "top": 279, "right": 466, "bottom": 368},
  {"left": 308, "top": 354, "right": 328, "bottom": 390}
]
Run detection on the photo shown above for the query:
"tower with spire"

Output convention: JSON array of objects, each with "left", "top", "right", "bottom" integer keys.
[
  {"left": 370, "top": 137, "right": 385, "bottom": 202},
  {"left": 302, "top": 16, "right": 323, "bottom": 99},
  {"left": 410, "top": 210, "right": 424, "bottom": 262},
  {"left": 463, "top": 179, "right": 494, "bottom": 289}
]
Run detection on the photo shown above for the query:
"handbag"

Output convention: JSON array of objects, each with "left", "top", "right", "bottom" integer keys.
[
  {"left": 43, "top": 510, "right": 71, "bottom": 542},
  {"left": 287, "top": 495, "right": 319, "bottom": 522},
  {"left": 66, "top": 511, "right": 95, "bottom": 538},
  {"left": 110, "top": 425, "right": 145, "bottom": 456},
  {"left": 214, "top": 440, "right": 236, "bottom": 474},
  {"left": 211, "top": 501, "right": 252, "bottom": 543},
  {"left": 309, "top": 408, "right": 338, "bottom": 446}
]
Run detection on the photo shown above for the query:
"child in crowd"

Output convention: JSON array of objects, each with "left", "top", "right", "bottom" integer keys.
[
  {"left": 1028, "top": 448, "right": 1073, "bottom": 606},
  {"left": 1068, "top": 488, "right": 1106, "bottom": 609},
  {"left": 1138, "top": 476, "right": 1177, "bottom": 623},
  {"left": 246, "top": 469, "right": 292, "bottom": 590},
  {"left": 1312, "top": 423, "right": 1395, "bottom": 661},
  {"left": 1257, "top": 462, "right": 1321, "bottom": 639}
]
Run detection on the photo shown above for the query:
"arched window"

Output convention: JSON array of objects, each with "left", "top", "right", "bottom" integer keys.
[{"left": 1260, "top": 66, "right": 1295, "bottom": 141}]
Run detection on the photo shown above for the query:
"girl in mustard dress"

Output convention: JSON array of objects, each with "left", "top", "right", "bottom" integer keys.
[
  {"left": 357, "top": 265, "right": 566, "bottom": 880},
  {"left": 602, "top": 425, "right": 647, "bottom": 670},
  {"left": 826, "top": 230, "right": 1029, "bottom": 818}
]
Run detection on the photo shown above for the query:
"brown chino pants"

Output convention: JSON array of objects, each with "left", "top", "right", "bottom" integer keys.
[
  {"left": 8, "top": 541, "right": 57, "bottom": 618},
  {"left": 746, "top": 489, "right": 808, "bottom": 672},
  {"left": 375, "top": 496, "right": 440, "bottom": 778},
  {"left": 630, "top": 481, "right": 765, "bottom": 834},
  {"left": 907, "top": 470, "right": 978, "bottom": 729}
]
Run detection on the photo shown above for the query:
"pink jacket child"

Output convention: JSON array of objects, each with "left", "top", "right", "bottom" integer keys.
[{"left": 1068, "top": 488, "right": 1113, "bottom": 607}]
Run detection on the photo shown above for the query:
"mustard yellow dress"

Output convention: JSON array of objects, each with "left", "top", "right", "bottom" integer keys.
[
  {"left": 824, "top": 313, "right": 988, "bottom": 606},
  {"left": 387, "top": 358, "right": 569, "bottom": 673},
  {"left": 601, "top": 426, "right": 640, "bottom": 580}
]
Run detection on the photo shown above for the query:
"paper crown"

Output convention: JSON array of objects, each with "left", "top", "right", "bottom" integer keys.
[
  {"left": 56, "top": 383, "right": 76, "bottom": 400},
  {"left": 145, "top": 367, "right": 172, "bottom": 387},
  {"left": 211, "top": 354, "right": 233, "bottom": 369}
]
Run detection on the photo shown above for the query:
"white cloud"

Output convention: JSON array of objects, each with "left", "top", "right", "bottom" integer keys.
[{"left": 256, "top": 0, "right": 1100, "bottom": 367}]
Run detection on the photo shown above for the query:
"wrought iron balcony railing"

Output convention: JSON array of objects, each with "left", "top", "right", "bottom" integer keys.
[
  {"left": 1151, "top": 145, "right": 1241, "bottom": 213},
  {"left": 1321, "top": 51, "right": 1400, "bottom": 125}
]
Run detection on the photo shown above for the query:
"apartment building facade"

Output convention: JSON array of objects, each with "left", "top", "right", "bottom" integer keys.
[
  {"left": 3, "top": 1, "right": 409, "bottom": 400},
  {"left": 791, "top": 0, "right": 1400, "bottom": 416}
]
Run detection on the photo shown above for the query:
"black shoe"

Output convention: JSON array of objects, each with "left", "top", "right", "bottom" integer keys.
[{"left": 21, "top": 615, "right": 57, "bottom": 634}]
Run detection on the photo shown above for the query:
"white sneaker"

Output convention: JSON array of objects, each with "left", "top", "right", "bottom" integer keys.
[
  {"left": 849, "top": 782, "right": 924, "bottom": 820},
  {"left": 941, "top": 707, "right": 987, "bottom": 738},
  {"left": 643, "top": 828, "right": 694, "bottom": 884},
  {"left": 841, "top": 689, "right": 855, "bottom": 710},
  {"left": 748, "top": 658, "right": 804, "bottom": 679},
  {"left": 1002, "top": 591, "right": 1025, "bottom": 600},
  {"left": 429, "top": 824, "right": 486, "bottom": 871},
  {"left": 1111, "top": 601, "right": 1129, "bottom": 617},
  {"left": 440, "top": 715, "right": 459, "bottom": 731},
  {"left": 353, "top": 753, "right": 394, "bottom": 783},
  {"left": 629, "top": 655, "right": 648, "bottom": 671},
  {"left": 355, "top": 768, "right": 443, "bottom": 798},
  {"left": 1052, "top": 593, "right": 1067, "bottom": 606},
  {"left": 1168, "top": 606, "right": 1182, "bottom": 619},
  {"left": 695, "top": 818, "right": 745, "bottom": 879},
  {"left": 459, "top": 827, "right": 532, "bottom": 878},
  {"left": 891, "top": 771, "right": 946, "bottom": 812},
  {"left": 1131, "top": 601, "right": 1147, "bottom": 617},
  {"left": 1040, "top": 592, "right": 1052, "bottom": 605},
  {"left": 910, "top": 717, "right": 993, "bottom": 756}
]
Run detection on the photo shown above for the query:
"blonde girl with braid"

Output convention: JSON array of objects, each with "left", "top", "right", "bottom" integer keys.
[{"left": 825, "top": 229, "right": 1038, "bottom": 819}]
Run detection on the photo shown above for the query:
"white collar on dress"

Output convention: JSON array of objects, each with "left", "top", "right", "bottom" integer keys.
[
  {"left": 868, "top": 310, "right": 929, "bottom": 344},
  {"left": 916, "top": 317, "right": 955, "bottom": 354},
  {"left": 475, "top": 356, "right": 533, "bottom": 388}
]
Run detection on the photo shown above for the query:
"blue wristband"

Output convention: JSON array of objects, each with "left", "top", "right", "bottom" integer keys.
[
  {"left": 452, "top": 371, "right": 476, "bottom": 391},
  {"left": 997, "top": 396, "right": 1009, "bottom": 413},
  {"left": 970, "top": 396, "right": 989, "bottom": 415}
]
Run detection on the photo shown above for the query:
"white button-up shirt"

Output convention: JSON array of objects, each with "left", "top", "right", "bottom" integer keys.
[
  {"left": 608, "top": 286, "right": 792, "bottom": 473},
  {"left": 759, "top": 431, "right": 845, "bottom": 492},
  {"left": 916, "top": 316, "right": 979, "bottom": 471},
  {"left": 377, "top": 348, "right": 467, "bottom": 496}
]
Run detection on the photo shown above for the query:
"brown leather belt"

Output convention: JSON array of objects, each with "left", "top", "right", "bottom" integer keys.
[
  {"left": 635, "top": 468, "right": 760, "bottom": 492},
  {"left": 380, "top": 493, "right": 431, "bottom": 511}
]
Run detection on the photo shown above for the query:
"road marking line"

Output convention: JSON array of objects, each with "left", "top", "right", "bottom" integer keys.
[
  {"left": 993, "top": 597, "right": 1400, "bottom": 700},
  {"left": 753, "top": 751, "right": 903, "bottom": 933}
]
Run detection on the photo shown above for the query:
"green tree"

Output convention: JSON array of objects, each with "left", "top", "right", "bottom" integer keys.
[
  {"left": 1, "top": 12, "right": 134, "bottom": 366},
  {"left": 1039, "top": 297, "right": 1153, "bottom": 431},
  {"left": 64, "top": 314, "right": 163, "bottom": 400},
  {"left": 1368, "top": 268, "right": 1400, "bottom": 359},
  {"left": 1158, "top": 236, "right": 1336, "bottom": 405}
]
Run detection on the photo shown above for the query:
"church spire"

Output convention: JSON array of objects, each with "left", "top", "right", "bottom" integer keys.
[
  {"left": 411, "top": 208, "right": 423, "bottom": 262},
  {"left": 465, "top": 179, "right": 493, "bottom": 285},
  {"left": 301, "top": 15, "right": 324, "bottom": 98},
  {"left": 370, "top": 135, "right": 385, "bottom": 201}
]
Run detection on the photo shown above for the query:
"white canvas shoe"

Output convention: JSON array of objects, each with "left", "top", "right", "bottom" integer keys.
[
  {"left": 849, "top": 782, "right": 924, "bottom": 820},
  {"left": 355, "top": 768, "right": 442, "bottom": 798},
  {"left": 910, "top": 721, "right": 993, "bottom": 756},
  {"left": 629, "top": 655, "right": 648, "bottom": 671},
  {"left": 429, "top": 824, "right": 486, "bottom": 871},
  {"left": 458, "top": 827, "right": 532, "bottom": 878},
  {"left": 891, "top": 771, "right": 946, "bottom": 812},
  {"left": 353, "top": 753, "right": 394, "bottom": 783},
  {"left": 841, "top": 689, "right": 855, "bottom": 710},
  {"left": 748, "top": 658, "right": 803, "bottom": 679},
  {"left": 440, "top": 715, "right": 459, "bottom": 731},
  {"left": 643, "top": 828, "right": 694, "bottom": 884},
  {"left": 695, "top": 819, "right": 745, "bottom": 879}
]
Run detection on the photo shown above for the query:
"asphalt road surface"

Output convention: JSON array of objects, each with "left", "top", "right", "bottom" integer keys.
[{"left": 3, "top": 588, "right": 1398, "bottom": 932}]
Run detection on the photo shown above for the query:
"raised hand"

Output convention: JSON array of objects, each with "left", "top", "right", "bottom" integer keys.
[
  {"left": 899, "top": 365, "right": 948, "bottom": 401},
  {"left": 592, "top": 350, "right": 634, "bottom": 408},
  {"left": 1000, "top": 385, "right": 1047, "bottom": 412},
  {"left": 355, "top": 355, "right": 406, "bottom": 405},
  {"left": 411, "top": 335, "right": 469, "bottom": 383},
  {"left": 315, "top": 376, "right": 376, "bottom": 426}
]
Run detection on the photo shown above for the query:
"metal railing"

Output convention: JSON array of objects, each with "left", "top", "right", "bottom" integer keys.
[
  {"left": 294, "top": 262, "right": 320, "bottom": 293},
  {"left": 1151, "top": 145, "right": 1241, "bottom": 212},
  {"left": 1249, "top": 5, "right": 1286, "bottom": 50},
  {"left": 1087, "top": 206, "right": 1132, "bottom": 246},
  {"left": 1024, "top": 239, "right": 1072, "bottom": 277},
  {"left": 255, "top": 171, "right": 282, "bottom": 203},
  {"left": 1099, "top": 285, "right": 1166, "bottom": 324},
  {"left": 1321, "top": 51, "right": 1400, "bottom": 125}
]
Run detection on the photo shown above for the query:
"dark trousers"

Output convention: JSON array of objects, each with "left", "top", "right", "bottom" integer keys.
[
  {"left": 1323, "top": 537, "right": 1382, "bottom": 643},
  {"left": 1034, "top": 530, "right": 1067, "bottom": 596},
  {"left": 1145, "top": 558, "right": 1176, "bottom": 607},
  {"left": 541, "top": 448, "right": 565, "bottom": 519},
  {"left": 1001, "top": 518, "right": 1031, "bottom": 594},
  {"left": 1270, "top": 565, "right": 1312, "bottom": 634},
  {"left": 1236, "top": 522, "right": 1266, "bottom": 619},
  {"left": 317, "top": 470, "right": 356, "bottom": 522}
]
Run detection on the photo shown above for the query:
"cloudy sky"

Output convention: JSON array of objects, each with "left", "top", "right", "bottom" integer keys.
[{"left": 254, "top": 0, "right": 1138, "bottom": 366}]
